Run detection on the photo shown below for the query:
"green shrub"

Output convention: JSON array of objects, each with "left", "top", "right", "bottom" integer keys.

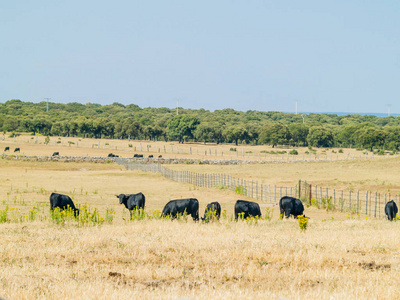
[
  {"left": 0, "top": 206, "right": 9, "bottom": 223},
  {"left": 374, "top": 149, "right": 385, "bottom": 156},
  {"left": 289, "top": 149, "right": 298, "bottom": 155},
  {"left": 9, "top": 132, "right": 20, "bottom": 138},
  {"left": 235, "top": 186, "right": 246, "bottom": 195}
]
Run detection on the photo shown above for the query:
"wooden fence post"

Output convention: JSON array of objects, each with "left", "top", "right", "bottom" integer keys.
[
  {"left": 357, "top": 190, "right": 359, "bottom": 214},
  {"left": 341, "top": 190, "right": 344, "bottom": 212},
  {"left": 333, "top": 189, "right": 336, "bottom": 208},
  {"left": 349, "top": 191, "right": 352, "bottom": 212}
]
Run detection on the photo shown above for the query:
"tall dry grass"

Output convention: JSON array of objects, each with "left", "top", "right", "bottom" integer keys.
[{"left": 1, "top": 218, "right": 400, "bottom": 299}]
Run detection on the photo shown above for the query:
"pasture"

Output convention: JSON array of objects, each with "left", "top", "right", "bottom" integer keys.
[{"left": 1, "top": 136, "right": 400, "bottom": 299}]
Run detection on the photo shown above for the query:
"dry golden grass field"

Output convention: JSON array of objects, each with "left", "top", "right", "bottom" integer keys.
[{"left": 1, "top": 135, "right": 400, "bottom": 299}]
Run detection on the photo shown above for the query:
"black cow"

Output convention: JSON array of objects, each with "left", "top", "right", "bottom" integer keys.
[
  {"left": 108, "top": 153, "right": 119, "bottom": 157},
  {"left": 279, "top": 196, "right": 305, "bottom": 219},
  {"left": 116, "top": 193, "right": 146, "bottom": 217},
  {"left": 148, "top": 155, "right": 153, "bottom": 158},
  {"left": 134, "top": 154, "right": 143, "bottom": 158},
  {"left": 158, "top": 155, "right": 162, "bottom": 158},
  {"left": 162, "top": 198, "right": 199, "bottom": 221},
  {"left": 234, "top": 200, "right": 262, "bottom": 219},
  {"left": 52, "top": 152, "right": 59, "bottom": 156},
  {"left": 49, "top": 193, "right": 80, "bottom": 217},
  {"left": 202, "top": 201, "right": 221, "bottom": 221},
  {"left": 4, "top": 147, "right": 9, "bottom": 152},
  {"left": 14, "top": 148, "right": 20, "bottom": 152},
  {"left": 385, "top": 200, "right": 398, "bottom": 221}
]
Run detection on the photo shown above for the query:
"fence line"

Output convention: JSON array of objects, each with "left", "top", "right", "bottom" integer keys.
[{"left": 117, "top": 159, "right": 394, "bottom": 219}]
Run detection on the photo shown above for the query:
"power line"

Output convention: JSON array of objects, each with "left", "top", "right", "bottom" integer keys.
[{"left": 44, "top": 98, "right": 51, "bottom": 112}]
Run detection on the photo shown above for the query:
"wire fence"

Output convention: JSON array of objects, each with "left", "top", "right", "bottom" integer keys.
[{"left": 116, "top": 159, "right": 395, "bottom": 219}]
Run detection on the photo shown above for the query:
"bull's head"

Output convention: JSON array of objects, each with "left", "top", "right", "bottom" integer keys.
[{"left": 116, "top": 194, "right": 126, "bottom": 204}]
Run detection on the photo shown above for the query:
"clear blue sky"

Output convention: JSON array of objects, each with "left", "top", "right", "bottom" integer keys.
[{"left": 1, "top": 1, "right": 399, "bottom": 113}]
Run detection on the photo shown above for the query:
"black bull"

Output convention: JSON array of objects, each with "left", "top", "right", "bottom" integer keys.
[
  {"left": 202, "top": 201, "right": 221, "bottom": 220},
  {"left": 279, "top": 196, "right": 305, "bottom": 219},
  {"left": 162, "top": 198, "right": 199, "bottom": 221},
  {"left": 234, "top": 200, "right": 262, "bottom": 219},
  {"left": 49, "top": 192, "right": 80, "bottom": 217},
  {"left": 116, "top": 193, "right": 146, "bottom": 217},
  {"left": 385, "top": 200, "right": 398, "bottom": 221}
]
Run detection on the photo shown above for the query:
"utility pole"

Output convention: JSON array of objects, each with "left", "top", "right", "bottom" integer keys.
[{"left": 44, "top": 98, "right": 51, "bottom": 112}]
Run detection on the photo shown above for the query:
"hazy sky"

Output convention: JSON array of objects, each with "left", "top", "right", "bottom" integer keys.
[{"left": 1, "top": 1, "right": 400, "bottom": 113}]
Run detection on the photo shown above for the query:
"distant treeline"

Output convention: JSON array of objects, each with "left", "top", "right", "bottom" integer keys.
[{"left": 1, "top": 99, "right": 400, "bottom": 151}]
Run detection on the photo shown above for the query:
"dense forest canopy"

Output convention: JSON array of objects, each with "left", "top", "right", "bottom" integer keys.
[{"left": 1, "top": 99, "right": 400, "bottom": 151}]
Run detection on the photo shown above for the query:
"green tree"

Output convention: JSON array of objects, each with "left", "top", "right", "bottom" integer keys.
[
  {"left": 336, "top": 123, "right": 372, "bottom": 148},
  {"left": 223, "top": 126, "right": 247, "bottom": 146},
  {"left": 288, "top": 124, "right": 309, "bottom": 146},
  {"left": 167, "top": 115, "right": 200, "bottom": 143},
  {"left": 259, "top": 123, "right": 291, "bottom": 147},
  {"left": 384, "top": 126, "right": 400, "bottom": 151},
  {"left": 307, "top": 126, "right": 334, "bottom": 147},
  {"left": 194, "top": 123, "right": 216, "bottom": 144},
  {"left": 354, "top": 127, "right": 386, "bottom": 151},
  {"left": 2, "top": 117, "right": 19, "bottom": 132}
]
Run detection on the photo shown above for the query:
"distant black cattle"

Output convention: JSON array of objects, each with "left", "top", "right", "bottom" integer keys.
[
  {"left": 162, "top": 198, "right": 199, "bottom": 221},
  {"left": 52, "top": 152, "right": 59, "bottom": 156},
  {"left": 116, "top": 193, "right": 145, "bottom": 217},
  {"left": 148, "top": 155, "right": 153, "bottom": 158},
  {"left": 234, "top": 200, "right": 262, "bottom": 219},
  {"left": 14, "top": 147, "right": 20, "bottom": 152},
  {"left": 385, "top": 200, "right": 398, "bottom": 221},
  {"left": 133, "top": 154, "right": 143, "bottom": 158},
  {"left": 4, "top": 147, "right": 9, "bottom": 152},
  {"left": 49, "top": 192, "right": 80, "bottom": 217},
  {"left": 108, "top": 153, "right": 119, "bottom": 157},
  {"left": 158, "top": 155, "right": 162, "bottom": 158},
  {"left": 202, "top": 201, "right": 221, "bottom": 221},
  {"left": 279, "top": 196, "right": 305, "bottom": 219}
]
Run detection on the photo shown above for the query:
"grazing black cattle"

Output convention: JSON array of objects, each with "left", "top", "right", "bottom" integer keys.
[
  {"left": 148, "top": 155, "right": 153, "bottom": 158},
  {"left": 385, "top": 200, "right": 398, "bottom": 221},
  {"left": 279, "top": 196, "right": 305, "bottom": 219},
  {"left": 133, "top": 154, "right": 143, "bottom": 158},
  {"left": 4, "top": 147, "right": 9, "bottom": 152},
  {"left": 202, "top": 201, "right": 221, "bottom": 221},
  {"left": 52, "top": 152, "right": 59, "bottom": 156},
  {"left": 234, "top": 200, "right": 262, "bottom": 219},
  {"left": 108, "top": 153, "right": 119, "bottom": 157},
  {"left": 49, "top": 192, "right": 80, "bottom": 217},
  {"left": 116, "top": 193, "right": 145, "bottom": 217},
  {"left": 162, "top": 198, "right": 199, "bottom": 221},
  {"left": 14, "top": 147, "right": 20, "bottom": 152},
  {"left": 158, "top": 155, "right": 162, "bottom": 158}
]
